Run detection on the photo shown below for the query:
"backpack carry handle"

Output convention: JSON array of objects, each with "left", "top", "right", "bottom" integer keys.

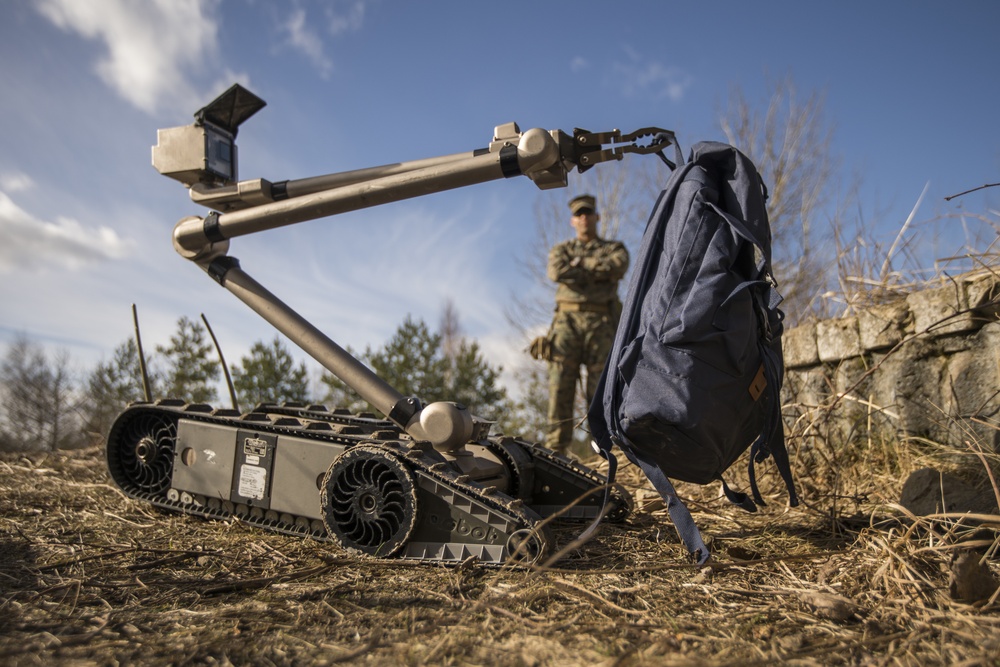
[{"left": 653, "top": 133, "right": 685, "bottom": 170}]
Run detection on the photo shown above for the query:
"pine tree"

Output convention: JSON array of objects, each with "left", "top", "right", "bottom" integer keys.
[
  {"left": 157, "top": 316, "right": 219, "bottom": 403},
  {"left": 447, "top": 339, "right": 510, "bottom": 422},
  {"left": 367, "top": 316, "right": 449, "bottom": 403},
  {"left": 231, "top": 336, "right": 310, "bottom": 410},
  {"left": 320, "top": 312, "right": 511, "bottom": 424},
  {"left": 81, "top": 338, "right": 153, "bottom": 441}
]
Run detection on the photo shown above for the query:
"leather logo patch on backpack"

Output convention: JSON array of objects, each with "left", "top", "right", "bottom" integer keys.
[{"left": 749, "top": 363, "right": 767, "bottom": 401}]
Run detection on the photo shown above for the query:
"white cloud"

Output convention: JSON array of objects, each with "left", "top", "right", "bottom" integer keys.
[
  {"left": 0, "top": 192, "right": 133, "bottom": 272},
  {"left": 281, "top": 1, "right": 369, "bottom": 77},
  {"left": 612, "top": 46, "right": 692, "bottom": 102},
  {"left": 570, "top": 56, "right": 589, "bottom": 73},
  {"left": 283, "top": 8, "right": 334, "bottom": 78},
  {"left": 35, "top": 0, "right": 220, "bottom": 114},
  {"left": 326, "top": 1, "right": 367, "bottom": 36},
  {"left": 0, "top": 172, "right": 35, "bottom": 193}
]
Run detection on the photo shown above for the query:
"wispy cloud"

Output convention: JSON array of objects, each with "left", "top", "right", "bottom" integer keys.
[
  {"left": 0, "top": 192, "right": 133, "bottom": 272},
  {"left": 35, "top": 0, "right": 220, "bottom": 115},
  {"left": 326, "top": 1, "right": 368, "bottom": 36},
  {"left": 611, "top": 46, "right": 692, "bottom": 102},
  {"left": 570, "top": 56, "right": 589, "bottom": 73},
  {"left": 0, "top": 172, "right": 35, "bottom": 193},
  {"left": 280, "top": 1, "right": 370, "bottom": 77},
  {"left": 283, "top": 8, "right": 334, "bottom": 78}
]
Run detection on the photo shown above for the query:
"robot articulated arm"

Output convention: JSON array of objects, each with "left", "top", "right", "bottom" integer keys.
[{"left": 152, "top": 84, "right": 676, "bottom": 453}]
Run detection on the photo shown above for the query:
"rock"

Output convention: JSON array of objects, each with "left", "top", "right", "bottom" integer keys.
[
  {"left": 949, "top": 550, "right": 1000, "bottom": 603},
  {"left": 798, "top": 591, "right": 860, "bottom": 622},
  {"left": 634, "top": 488, "right": 665, "bottom": 513},
  {"left": 898, "top": 468, "right": 999, "bottom": 516},
  {"left": 119, "top": 623, "right": 142, "bottom": 638},
  {"left": 965, "top": 273, "right": 1000, "bottom": 316},
  {"left": 858, "top": 301, "right": 911, "bottom": 351},
  {"left": 907, "top": 283, "right": 975, "bottom": 335},
  {"left": 783, "top": 322, "right": 819, "bottom": 368},
  {"left": 816, "top": 317, "right": 861, "bottom": 363}
]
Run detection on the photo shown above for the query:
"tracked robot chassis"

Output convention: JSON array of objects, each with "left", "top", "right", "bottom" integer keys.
[{"left": 107, "top": 401, "right": 632, "bottom": 564}]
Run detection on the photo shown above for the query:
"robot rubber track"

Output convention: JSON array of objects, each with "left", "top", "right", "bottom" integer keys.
[{"left": 106, "top": 400, "right": 632, "bottom": 566}]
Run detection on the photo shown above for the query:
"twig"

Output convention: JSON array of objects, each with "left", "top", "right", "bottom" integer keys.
[
  {"left": 320, "top": 631, "right": 382, "bottom": 664},
  {"left": 103, "top": 511, "right": 156, "bottom": 528},
  {"left": 477, "top": 602, "right": 544, "bottom": 629},
  {"left": 549, "top": 577, "right": 646, "bottom": 616},
  {"left": 35, "top": 548, "right": 137, "bottom": 573},
  {"left": 945, "top": 183, "right": 1000, "bottom": 201},
  {"left": 127, "top": 549, "right": 221, "bottom": 571},
  {"left": 202, "top": 563, "right": 334, "bottom": 595},
  {"left": 534, "top": 550, "right": 836, "bottom": 577},
  {"left": 966, "top": 438, "right": 1000, "bottom": 513}
]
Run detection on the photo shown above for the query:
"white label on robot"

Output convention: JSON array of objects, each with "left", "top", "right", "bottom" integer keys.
[
  {"left": 244, "top": 436, "right": 268, "bottom": 457},
  {"left": 238, "top": 464, "right": 267, "bottom": 500}
]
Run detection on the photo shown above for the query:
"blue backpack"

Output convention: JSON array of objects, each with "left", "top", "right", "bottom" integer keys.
[{"left": 587, "top": 141, "right": 798, "bottom": 564}]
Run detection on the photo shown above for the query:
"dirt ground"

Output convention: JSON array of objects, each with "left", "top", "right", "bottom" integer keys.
[{"left": 1, "top": 445, "right": 999, "bottom": 667}]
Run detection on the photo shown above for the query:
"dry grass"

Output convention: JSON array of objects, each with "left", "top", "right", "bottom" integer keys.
[
  {"left": 815, "top": 199, "right": 1000, "bottom": 322},
  {"left": 1, "top": 433, "right": 998, "bottom": 667}
]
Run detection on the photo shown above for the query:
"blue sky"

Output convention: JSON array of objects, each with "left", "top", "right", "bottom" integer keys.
[{"left": 1, "top": 0, "right": 998, "bottom": 395}]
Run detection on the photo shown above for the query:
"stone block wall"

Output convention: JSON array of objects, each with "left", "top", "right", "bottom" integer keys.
[{"left": 781, "top": 271, "right": 1000, "bottom": 452}]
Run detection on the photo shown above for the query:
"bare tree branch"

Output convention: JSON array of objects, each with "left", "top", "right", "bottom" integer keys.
[
  {"left": 719, "top": 76, "right": 838, "bottom": 323},
  {"left": 944, "top": 183, "right": 1000, "bottom": 201}
]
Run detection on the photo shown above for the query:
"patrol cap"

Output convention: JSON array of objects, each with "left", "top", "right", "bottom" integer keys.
[{"left": 569, "top": 194, "right": 597, "bottom": 216}]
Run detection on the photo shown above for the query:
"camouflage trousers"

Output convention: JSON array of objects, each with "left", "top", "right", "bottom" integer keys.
[{"left": 545, "top": 310, "right": 617, "bottom": 453}]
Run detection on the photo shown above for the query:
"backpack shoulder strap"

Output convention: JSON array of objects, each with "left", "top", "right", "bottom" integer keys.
[
  {"left": 580, "top": 432, "right": 710, "bottom": 565},
  {"left": 748, "top": 344, "right": 800, "bottom": 507},
  {"left": 632, "top": 451, "right": 710, "bottom": 564}
]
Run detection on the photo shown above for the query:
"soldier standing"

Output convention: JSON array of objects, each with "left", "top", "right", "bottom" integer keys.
[{"left": 543, "top": 194, "right": 629, "bottom": 454}]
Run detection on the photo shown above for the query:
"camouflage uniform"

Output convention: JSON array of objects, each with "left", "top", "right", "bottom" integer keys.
[{"left": 544, "top": 195, "right": 629, "bottom": 453}]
